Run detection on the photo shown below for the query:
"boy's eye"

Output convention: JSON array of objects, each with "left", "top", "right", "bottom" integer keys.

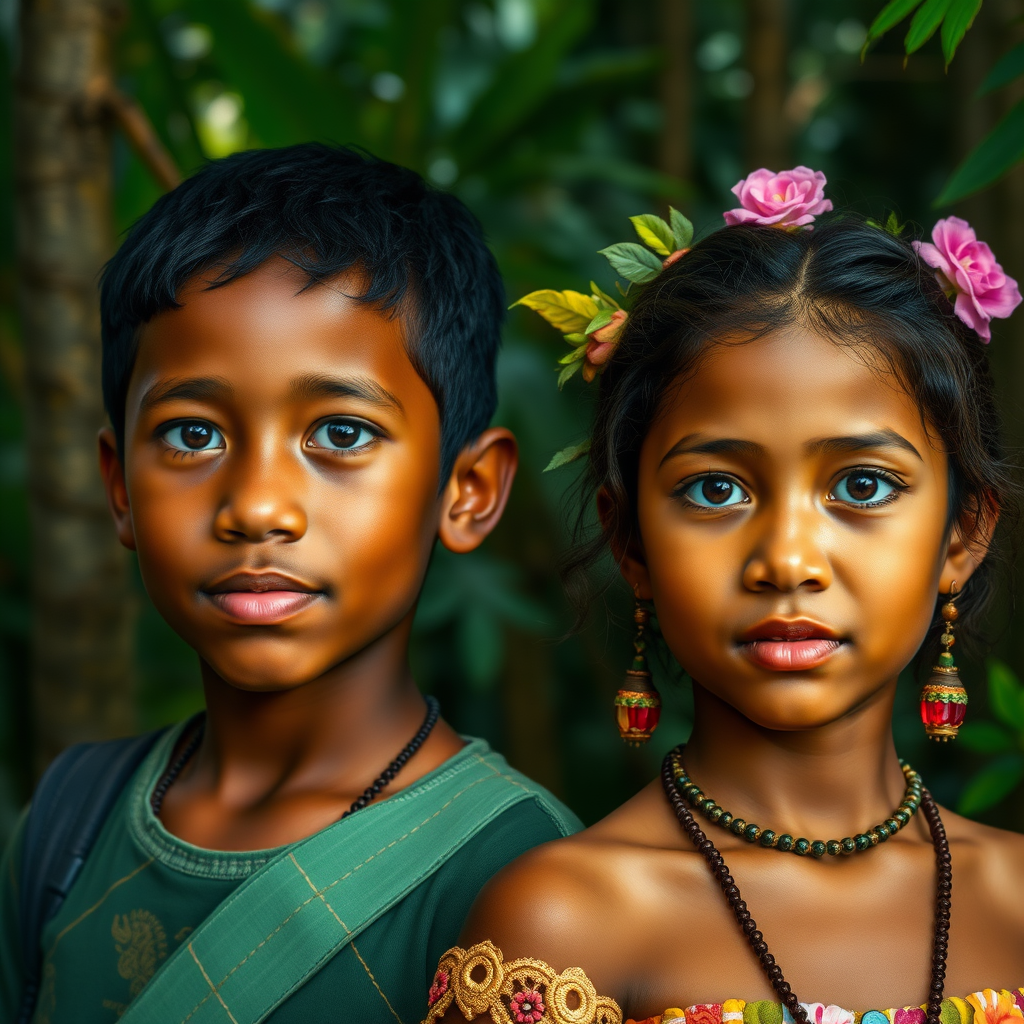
[
  {"left": 831, "top": 471, "right": 898, "bottom": 505},
  {"left": 308, "top": 420, "right": 377, "bottom": 452},
  {"left": 163, "top": 422, "right": 224, "bottom": 452},
  {"left": 680, "top": 475, "right": 748, "bottom": 508}
]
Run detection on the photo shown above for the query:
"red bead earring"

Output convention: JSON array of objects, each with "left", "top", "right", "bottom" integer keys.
[
  {"left": 614, "top": 590, "right": 661, "bottom": 746},
  {"left": 921, "top": 582, "right": 968, "bottom": 742}
]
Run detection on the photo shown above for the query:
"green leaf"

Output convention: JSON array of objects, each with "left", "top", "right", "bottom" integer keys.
[
  {"left": 629, "top": 214, "right": 674, "bottom": 255},
  {"left": 669, "top": 207, "right": 694, "bottom": 249},
  {"left": 598, "top": 243, "right": 664, "bottom": 284},
  {"left": 511, "top": 289, "right": 600, "bottom": 334},
  {"left": 941, "top": 0, "right": 982, "bottom": 65},
  {"left": 937, "top": 98, "right": 1024, "bottom": 203},
  {"left": 988, "top": 658, "right": 1024, "bottom": 730},
  {"left": 557, "top": 343, "right": 589, "bottom": 365},
  {"left": 978, "top": 42, "right": 1024, "bottom": 95},
  {"left": 585, "top": 309, "right": 615, "bottom": 334},
  {"left": 905, "top": 0, "right": 953, "bottom": 55},
  {"left": 957, "top": 753, "right": 1024, "bottom": 816},
  {"left": 957, "top": 720, "right": 1015, "bottom": 754},
  {"left": 884, "top": 211, "right": 906, "bottom": 236},
  {"left": 590, "top": 281, "right": 622, "bottom": 310},
  {"left": 544, "top": 440, "right": 591, "bottom": 472},
  {"left": 864, "top": 0, "right": 924, "bottom": 54},
  {"left": 557, "top": 359, "right": 583, "bottom": 389}
]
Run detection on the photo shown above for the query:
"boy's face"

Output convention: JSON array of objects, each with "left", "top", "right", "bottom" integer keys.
[{"left": 101, "top": 259, "right": 500, "bottom": 691}]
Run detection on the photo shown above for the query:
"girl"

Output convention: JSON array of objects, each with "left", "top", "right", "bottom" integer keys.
[{"left": 423, "top": 169, "right": 1024, "bottom": 1024}]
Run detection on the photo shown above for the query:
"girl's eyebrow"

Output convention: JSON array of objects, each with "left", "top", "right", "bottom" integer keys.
[{"left": 659, "top": 428, "right": 922, "bottom": 468}]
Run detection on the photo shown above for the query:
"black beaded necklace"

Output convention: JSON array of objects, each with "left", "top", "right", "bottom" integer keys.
[
  {"left": 151, "top": 696, "right": 441, "bottom": 819},
  {"left": 661, "top": 747, "right": 952, "bottom": 1024}
]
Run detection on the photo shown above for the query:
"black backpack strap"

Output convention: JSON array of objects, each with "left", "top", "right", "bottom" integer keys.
[{"left": 16, "top": 728, "right": 167, "bottom": 1024}]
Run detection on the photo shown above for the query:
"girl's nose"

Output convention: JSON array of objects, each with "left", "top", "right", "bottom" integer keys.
[
  {"left": 741, "top": 498, "right": 833, "bottom": 593},
  {"left": 212, "top": 452, "right": 308, "bottom": 544}
]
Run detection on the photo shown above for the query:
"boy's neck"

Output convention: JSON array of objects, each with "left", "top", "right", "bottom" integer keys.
[{"left": 158, "top": 617, "right": 465, "bottom": 850}]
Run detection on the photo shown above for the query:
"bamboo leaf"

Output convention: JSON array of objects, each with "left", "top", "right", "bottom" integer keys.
[
  {"left": 937, "top": 98, "right": 1024, "bottom": 203},
  {"left": 941, "top": 0, "right": 982, "bottom": 66},
  {"left": 511, "top": 289, "right": 599, "bottom": 333},
  {"left": 629, "top": 214, "right": 674, "bottom": 255},
  {"left": 557, "top": 359, "right": 583, "bottom": 389},
  {"left": 544, "top": 440, "right": 591, "bottom": 472},
  {"left": 957, "top": 753, "right": 1024, "bottom": 817},
  {"left": 598, "top": 243, "right": 664, "bottom": 284},
  {"left": 863, "top": 0, "right": 924, "bottom": 55},
  {"left": 957, "top": 720, "right": 1015, "bottom": 754},
  {"left": 978, "top": 42, "right": 1024, "bottom": 95},
  {"left": 669, "top": 207, "right": 694, "bottom": 249},
  {"left": 905, "top": 0, "right": 953, "bottom": 56}
]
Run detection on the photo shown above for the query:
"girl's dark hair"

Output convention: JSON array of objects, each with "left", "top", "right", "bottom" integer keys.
[{"left": 565, "top": 218, "right": 1020, "bottom": 661}]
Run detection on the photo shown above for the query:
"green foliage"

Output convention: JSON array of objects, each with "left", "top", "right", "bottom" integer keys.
[
  {"left": 598, "top": 242, "right": 663, "bottom": 284},
  {"left": 936, "top": 99, "right": 1024, "bottom": 205},
  {"left": 905, "top": 0, "right": 953, "bottom": 59},
  {"left": 668, "top": 207, "right": 694, "bottom": 250},
  {"left": 864, "top": 0, "right": 979, "bottom": 65},
  {"left": 956, "top": 660, "right": 1024, "bottom": 816},
  {"left": 629, "top": 214, "right": 674, "bottom": 255},
  {"left": 544, "top": 440, "right": 590, "bottom": 473},
  {"left": 978, "top": 41, "right": 1024, "bottom": 95}
]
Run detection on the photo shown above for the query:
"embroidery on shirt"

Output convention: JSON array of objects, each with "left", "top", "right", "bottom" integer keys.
[{"left": 112, "top": 909, "right": 168, "bottom": 997}]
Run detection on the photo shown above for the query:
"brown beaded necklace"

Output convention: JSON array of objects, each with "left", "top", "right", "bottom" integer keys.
[{"left": 661, "top": 748, "right": 952, "bottom": 1024}]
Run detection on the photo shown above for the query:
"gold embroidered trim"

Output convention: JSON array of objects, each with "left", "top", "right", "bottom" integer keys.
[{"left": 423, "top": 940, "right": 622, "bottom": 1024}]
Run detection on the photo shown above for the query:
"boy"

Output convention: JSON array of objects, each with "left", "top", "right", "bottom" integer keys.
[{"left": 0, "top": 144, "right": 580, "bottom": 1023}]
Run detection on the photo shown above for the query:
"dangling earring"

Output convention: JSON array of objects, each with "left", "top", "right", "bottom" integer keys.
[
  {"left": 614, "top": 589, "right": 661, "bottom": 746},
  {"left": 921, "top": 582, "right": 968, "bottom": 742}
]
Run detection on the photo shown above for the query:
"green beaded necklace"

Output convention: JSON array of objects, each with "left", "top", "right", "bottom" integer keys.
[{"left": 669, "top": 751, "right": 923, "bottom": 858}]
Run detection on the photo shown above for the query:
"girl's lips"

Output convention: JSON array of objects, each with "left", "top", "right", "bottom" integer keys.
[
  {"left": 209, "top": 590, "right": 319, "bottom": 624},
  {"left": 740, "top": 638, "right": 844, "bottom": 671}
]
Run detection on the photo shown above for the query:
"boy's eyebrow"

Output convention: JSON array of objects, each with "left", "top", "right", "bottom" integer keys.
[
  {"left": 139, "top": 376, "right": 234, "bottom": 412},
  {"left": 289, "top": 373, "right": 404, "bottom": 412},
  {"left": 806, "top": 430, "right": 922, "bottom": 461}
]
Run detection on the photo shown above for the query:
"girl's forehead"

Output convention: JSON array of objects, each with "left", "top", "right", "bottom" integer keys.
[{"left": 646, "top": 326, "right": 937, "bottom": 460}]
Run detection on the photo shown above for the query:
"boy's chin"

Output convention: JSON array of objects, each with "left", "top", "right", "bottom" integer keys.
[{"left": 199, "top": 651, "right": 344, "bottom": 693}]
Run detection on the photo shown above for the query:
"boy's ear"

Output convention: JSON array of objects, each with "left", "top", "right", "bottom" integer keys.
[
  {"left": 98, "top": 428, "right": 136, "bottom": 550},
  {"left": 938, "top": 494, "right": 999, "bottom": 594},
  {"left": 597, "top": 486, "right": 652, "bottom": 599},
  {"left": 438, "top": 428, "right": 518, "bottom": 554}
]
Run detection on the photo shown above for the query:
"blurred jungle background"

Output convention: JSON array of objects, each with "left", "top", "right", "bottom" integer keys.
[{"left": 1, "top": 0, "right": 1024, "bottom": 847}]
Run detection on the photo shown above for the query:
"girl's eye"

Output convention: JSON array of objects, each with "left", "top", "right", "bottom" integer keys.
[
  {"left": 681, "top": 475, "right": 748, "bottom": 509},
  {"left": 163, "top": 422, "right": 224, "bottom": 452},
  {"left": 831, "top": 471, "right": 898, "bottom": 506},
  {"left": 308, "top": 420, "right": 377, "bottom": 452}
]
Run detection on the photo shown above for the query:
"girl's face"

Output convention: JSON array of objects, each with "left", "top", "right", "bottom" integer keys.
[{"left": 626, "top": 325, "right": 982, "bottom": 731}]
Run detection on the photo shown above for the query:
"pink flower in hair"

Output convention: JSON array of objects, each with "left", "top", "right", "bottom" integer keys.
[
  {"left": 582, "top": 308, "right": 628, "bottom": 383},
  {"left": 724, "top": 167, "right": 832, "bottom": 229},
  {"left": 913, "top": 216, "right": 1022, "bottom": 342}
]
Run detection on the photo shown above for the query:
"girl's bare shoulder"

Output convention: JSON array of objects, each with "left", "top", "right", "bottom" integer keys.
[{"left": 940, "top": 806, "right": 1024, "bottom": 903}]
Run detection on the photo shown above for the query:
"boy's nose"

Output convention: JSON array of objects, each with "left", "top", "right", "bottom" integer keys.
[
  {"left": 212, "top": 458, "right": 308, "bottom": 544},
  {"left": 741, "top": 499, "right": 833, "bottom": 593}
]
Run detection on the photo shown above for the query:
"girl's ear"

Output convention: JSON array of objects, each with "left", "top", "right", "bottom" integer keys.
[
  {"left": 98, "top": 427, "right": 136, "bottom": 550},
  {"left": 938, "top": 493, "right": 999, "bottom": 593},
  {"left": 437, "top": 428, "right": 518, "bottom": 554},
  {"left": 597, "top": 486, "right": 653, "bottom": 600}
]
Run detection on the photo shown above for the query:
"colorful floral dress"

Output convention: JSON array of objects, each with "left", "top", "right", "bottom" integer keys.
[{"left": 422, "top": 941, "right": 1024, "bottom": 1024}]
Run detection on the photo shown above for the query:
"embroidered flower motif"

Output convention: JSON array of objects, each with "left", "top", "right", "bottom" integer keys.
[
  {"left": 582, "top": 308, "right": 628, "bottom": 382},
  {"left": 686, "top": 1003, "right": 724, "bottom": 1024},
  {"left": 509, "top": 987, "right": 546, "bottom": 1023},
  {"left": 966, "top": 989, "right": 1024, "bottom": 1024},
  {"left": 427, "top": 969, "right": 449, "bottom": 1007},
  {"left": 802, "top": 1003, "right": 856, "bottom": 1024},
  {"left": 894, "top": 1007, "right": 927, "bottom": 1024},
  {"left": 723, "top": 167, "right": 832, "bottom": 229},
  {"left": 912, "top": 217, "right": 1022, "bottom": 342}
]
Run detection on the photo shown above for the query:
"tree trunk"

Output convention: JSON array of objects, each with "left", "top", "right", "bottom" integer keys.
[
  {"left": 14, "top": 0, "right": 136, "bottom": 776},
  {"left": 745, "top": 0, "right": 789, "bottom": 170},
  {"left": 658, "top": 0, "right": 692, "bottom": 181}
]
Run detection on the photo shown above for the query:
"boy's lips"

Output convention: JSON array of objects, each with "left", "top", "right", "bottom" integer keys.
[
  {"left": 203, "top": 571, "right": 323, "bottom": 624},
  {"left": 737, "top": 618, "right": 845, "bottom": 672}
]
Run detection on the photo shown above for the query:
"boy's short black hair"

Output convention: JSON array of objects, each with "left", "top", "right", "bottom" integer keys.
[{"left": 101, "top": 143, "right": 504, "bottom": 478}]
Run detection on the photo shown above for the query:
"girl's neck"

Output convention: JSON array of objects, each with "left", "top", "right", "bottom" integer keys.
[{"left": 683, "top": 680, "right": 910, "bottom": 842}]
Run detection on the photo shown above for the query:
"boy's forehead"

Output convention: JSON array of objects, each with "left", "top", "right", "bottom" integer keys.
[{"left": 128, "top": 259, "right": 428, "bottom": 411}]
